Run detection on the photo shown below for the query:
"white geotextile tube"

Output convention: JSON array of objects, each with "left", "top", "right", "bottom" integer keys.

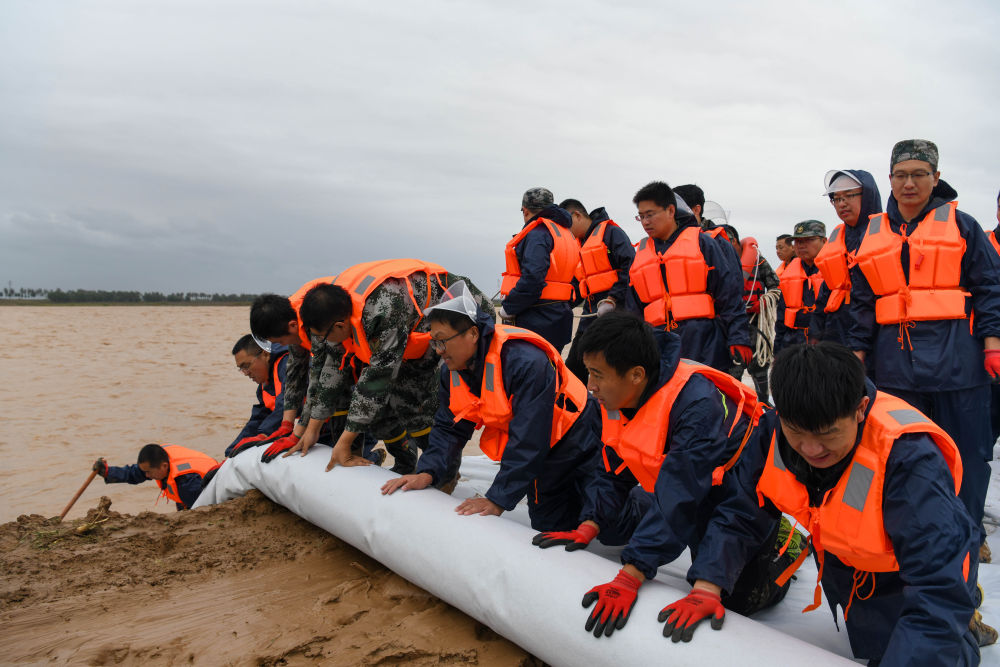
[{"left": 195, "top": 447, "right": 854, "bottom": 667}]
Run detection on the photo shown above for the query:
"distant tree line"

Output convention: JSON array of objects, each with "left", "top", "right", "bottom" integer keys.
[{"left": 1, "top": 287, "right": 259, "bottom": 303}]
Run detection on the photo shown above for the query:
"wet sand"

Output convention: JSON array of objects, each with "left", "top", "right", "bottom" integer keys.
[{"left": 0, "top": 306, "right": 529, "bottom": 665}]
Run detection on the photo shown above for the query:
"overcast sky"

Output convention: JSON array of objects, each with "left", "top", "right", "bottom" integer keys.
[{"left": 2, "top": 0, "right": 998, "bottom": 296}]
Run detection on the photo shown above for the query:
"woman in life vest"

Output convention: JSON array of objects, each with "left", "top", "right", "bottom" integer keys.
[{"left": 676, "top": 343, "right": 986, "bottom": 662}]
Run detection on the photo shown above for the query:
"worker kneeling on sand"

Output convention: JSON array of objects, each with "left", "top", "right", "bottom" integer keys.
[
  {"left": 672, "top": 342, "right": 989, "bottom": 663},
  {"left": 381, "top": 281, "right": 606, "bottom": 530},
  {"left": 93, "top": 444, "right": 218, "bottom": 511},
  {"left": 537, "top": 312, "right": 797, "bottom": 638}
]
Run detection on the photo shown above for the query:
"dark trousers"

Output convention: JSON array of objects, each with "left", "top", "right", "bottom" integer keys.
[{"left": 883, "top": 385, "right": 992, "bottom": 543}]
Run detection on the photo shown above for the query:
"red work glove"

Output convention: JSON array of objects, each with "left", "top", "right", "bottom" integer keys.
[
  {"left": 230, "top": 434, "right": 268, "bottom": 456},
  {"left": 265, "top": 420, "right": 295, "bottom": 441},
  {"left": 985, "top": 350, "right": 1000, "bottom": 381},
  {"left": 658, "top": 589, "right": 725, "bottom": 642},
  {"left": 261, "top": 433, "right": 299, "bottom": 463},
  {"left": 730, "top": 345, "right": 752, "bottom": 367},
  {"left": 532, "top": 522, "right": 598, "bottom": 552},
  {"left": 581, "top": 569, "right": 642, "bottom": 638}
]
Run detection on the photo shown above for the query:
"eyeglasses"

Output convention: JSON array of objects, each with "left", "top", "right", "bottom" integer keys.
[
  {"left": 635, "top": 209, "right": 665, "bottom": 222},
  {"left": 237, "top": 354, "right": 261, "bottom": 374},
  {"left": 829, "top": 192, "right": 862, "bottom": 205},
  {"left": 890, "top": 170, "right": 933, "bottom": 183},
  {"left": 429, "top": 327, "right": 471, "bottom": 352},
  {"left": 312, "top": 320, "right": 343, "bottom": 342}
]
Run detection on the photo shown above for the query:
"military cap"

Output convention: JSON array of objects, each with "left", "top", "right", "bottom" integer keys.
[
  {"left": 891, "top": 139, "right": 938, "bottom": 171},
  {"left": 792, "top": 220, "right": 827, "bottom": 239},
  {"left": 522, "top": 187, "right": 554, "bottom": 211}
]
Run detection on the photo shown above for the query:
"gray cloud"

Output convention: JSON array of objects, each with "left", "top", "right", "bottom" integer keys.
[{"left": 1, "top": 0, "right": 998, "bottom": 296}]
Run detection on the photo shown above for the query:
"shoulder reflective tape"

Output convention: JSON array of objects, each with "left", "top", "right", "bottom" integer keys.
[
  {"left": 484, "top": 362, "right": 496, "bottom": 392},
  {"left": 355, "top": 275, "right": 376, "bottom": 295},
  {"left": 887, "top": 408, "right": 928, "bottom": 426},
  {"left": 550, "top": 224, "right": 562, "bottom": 237},
  {"left": 605, "top": 410, "right": 621, "bottom": 421},
  {"left": 772, "top": 440, "right": 787, "bottom": 471},
  {"left": 842, "top": 462, "right": 875, "bottom": 512},
  {"left": 933, "top": 204, "right": 951, "bottom": 222},
  {"left": 176, "top": 462, "right": 192, "bottom": 472},
  {"left": 451, "top": 371, "right": 461, "bottom": 387},
  {"left": 868, "top": 215, "right": 883, "bottom": 234},
  {"left": 639, "top": 238, "right": 649, "bottom": 250},
  {"left": 830, "top": 226, "right": 841, "bottom": 242}
]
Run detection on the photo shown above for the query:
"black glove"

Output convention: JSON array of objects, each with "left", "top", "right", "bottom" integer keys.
[{"left": 92, "top": 459, "right": 108, "bottom": 477}]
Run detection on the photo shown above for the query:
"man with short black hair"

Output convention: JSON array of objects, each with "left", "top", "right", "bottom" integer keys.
[
  {"left": 545, "top": 312, "right": 793, "bottom": 639},
  {"left": 560, "top": 198, "right": 635, "bottom": 382},
  {"left": 499, "top": 188, "right": 581, "bottom": 352},
  {"left": 849, "top": 140, "right": 1000, "bottom": 561},
  {"left": 93, "top": 444, "right": 217, "bottom": 510},
  {"left": 627, "top": 181, "right": 751, "bottom": 372},
  {"left": 674, "top": 342, "right": 987, "bottom": 661},
  {"left": 673, "top": 184, "right": 705, "bottom": 224},
  {"left": 774, "top": 234, "right": 795, "bottom": 274}
]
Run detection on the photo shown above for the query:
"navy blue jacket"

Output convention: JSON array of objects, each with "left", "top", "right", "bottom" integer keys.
[
  {"left": 690, "top": 381, "right": 980, "bottom": 665},
  {"left": 226, "top": 346, "right": 289, "bottom": 457},
  {"left": 501, "top": 205, "right": 576, "bottom": 350},
  {"left": 417, "top": 311, "right": 603, "bottom": 510},
  {"left": 626, "top": 220, "right": 750, "bottom": 370},
  {"left": 580, "top": 329, "right": 754, "bottom": 580},
  {"left": 811, "top": 170, "right": 883, "bottom": 346},
  {"left": 847, "top": 180, "right": 1000, "bottom": 391},
  {"left": 574, "top": 207, "right": 635, "bottom": 316},
  {"left": 104, "top": 465, "right": 204, "bottom": 511}
]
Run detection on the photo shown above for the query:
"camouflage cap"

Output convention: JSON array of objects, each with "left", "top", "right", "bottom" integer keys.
[
  {"left": 891, "top": 139, "right": 938, "bottom": 171},
  {"left": 521, "top": 187, "right": 554, "bottom": 211},
  {"left": 792, "top": 219, "right": 826, "bottom": 239}
]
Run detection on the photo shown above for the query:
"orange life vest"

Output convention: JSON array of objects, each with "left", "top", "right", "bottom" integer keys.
[
  {"left": 501, "top": 218, "right": 581, "bottom": 301},
  {"left": 447, "top": 325, "right": 589, "bottom": 461},
  {"left": 704, "top": 226, "right": 731, "bottom": 243},
  {"left": 853, "top": 202, "right": 969, "bottom": 325},
  {"left": 779, "top": 258, "right": 824, "bottom": 329},
  {"left": 988, "top": 230, "right": 1000, "bottom": 257},
  {"left": 776, "top": 260, "right": 790, "bottom": 278},
  {"left": 629, "top": 227, "right": 716, "bottom": 328},
  {"left": 334, "top": 259, "right": 449, "bottom": 364},
  {"left": 740, "top": 238, "right": 766, "bottom": 313},
  {"left": 156, "top": 445, "right": 219, "bottom": 508},
  {"left": 756, "top": 392, "right": 962, "bottom": 613},
  {"left": 813, "top": 224, "right": 853, "bottom": 313},
  {"left": 261, "top": 351, "right": 287, "bottom": 411},
  {"left": 599, "top": 359, "right": 764, "bottom": 492},
  {"left": 574, "top": 221, "right": 620, "bottom": 299},
  {"left": 290, "top": 277, "right": 337, "bottom": 351}
]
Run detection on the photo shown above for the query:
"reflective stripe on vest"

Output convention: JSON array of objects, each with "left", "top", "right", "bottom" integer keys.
[
  {"left": 261, "top": 352, "right": 287, "bottom": 411},
  {"left": 756, "top": 392, "right": 961, "bottom": 576},
  {"left": 854, "top": 202, "right": 969, "bottom": 325},
  {"left": 600, "top": 359, "right": 764, "bottom": 492},
  {"left": 156, "top": 444, "right": 219, "bottom": 507},
  {"left": 574, "top": 221, "right": 620, "bottom": 298},
  {"left": 447, "top": 325, "right": 589, "bottom": 462},
  {"left": 500, "top": 218, "right": 582, "bottom": 301},
  {"left": 629, "top": 227, "right": 715, "bottom": 328},
  {"left": 334, "top": 259, "right": 448, "bottom": 364}
]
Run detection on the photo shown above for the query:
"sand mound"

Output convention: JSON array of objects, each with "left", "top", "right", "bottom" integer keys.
[{"left": 0, "top": 492, "right": 538, "bottom": 666}]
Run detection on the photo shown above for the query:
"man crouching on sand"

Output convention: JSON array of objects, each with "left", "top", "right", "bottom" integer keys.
[
  {"left": 381, "top": 281, "right": 606, "bottom": 531},
  {"left": 93, "top": 443, "right": 218, "bottom": 511}
]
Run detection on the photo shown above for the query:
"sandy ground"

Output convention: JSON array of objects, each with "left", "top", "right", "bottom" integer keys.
[{"left": 0, "top": 306, "right": 520, "bottom": 666}]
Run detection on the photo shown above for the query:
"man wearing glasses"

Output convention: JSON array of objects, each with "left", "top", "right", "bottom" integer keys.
[
  {"left": 810, "top": 170, "right": 883, "bottom": 347},
  {"left": 381, "top": 281, "right": 604, "bottom": 529},
  {"left": 849, "top": 140, "right": 1000, "bottom": 578},
  {"left": 775, "top": 220, "right": 827, "bottom": 353},
  {"left": 627, "top": 181, "right": 751, "bottom": 372},
  {"left": 225, "top": 334, "right": 290, "bottom": 457}
]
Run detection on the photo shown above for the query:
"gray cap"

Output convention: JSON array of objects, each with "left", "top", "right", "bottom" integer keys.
[
  {"left": 891, "top": 139, "right": 938, "bottom": 171},
  {"left": 522, "top": 187, "right": 554, "bottom": 211},
  {"left": 792, "top": 219, "right": 826, "bottom": 239}
]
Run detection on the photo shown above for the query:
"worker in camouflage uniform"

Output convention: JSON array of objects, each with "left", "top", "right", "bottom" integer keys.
[{"left": 257, "top": 260, "right": 495, "bottom": 475}]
